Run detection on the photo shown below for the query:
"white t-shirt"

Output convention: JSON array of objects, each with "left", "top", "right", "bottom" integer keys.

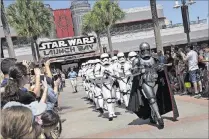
[{"left": 186, "top": 50, "right": 199, "bottom": 71}]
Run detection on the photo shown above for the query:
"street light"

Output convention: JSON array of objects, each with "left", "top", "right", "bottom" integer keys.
[{"left": 173, "top": 0, "right": 196, "bottom": 44}]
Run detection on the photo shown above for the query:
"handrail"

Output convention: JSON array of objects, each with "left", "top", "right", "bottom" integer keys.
[
  {"left": 100, "top": 23, "right": 208, "bottom": 43},
  {"left": 100, "top": 19, "right": 208, "bottom": 37}
]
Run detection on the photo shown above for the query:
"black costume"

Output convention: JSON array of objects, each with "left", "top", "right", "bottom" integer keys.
[{"left": 128, "top": 42, "right": 179, "bottom": 129}]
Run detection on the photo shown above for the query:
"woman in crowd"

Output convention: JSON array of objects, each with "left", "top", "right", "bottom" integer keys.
[
  {"left": 1, "top": 62, "right": 41, "bottom": 107},
  {"left": 41, "top": 110, "right": 62, "bottom": 139},
  {"left": 1, "top": 106, "right": 42, "bottom": 139}
]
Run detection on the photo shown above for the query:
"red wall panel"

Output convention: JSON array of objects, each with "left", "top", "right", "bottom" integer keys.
[{"left": 53, "top": 9, "right": 74, "bottom": 38}]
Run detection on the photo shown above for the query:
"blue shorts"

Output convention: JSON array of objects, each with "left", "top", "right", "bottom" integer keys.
[{"left": 189, "top": 69, "right": 200, "bottom": 83}]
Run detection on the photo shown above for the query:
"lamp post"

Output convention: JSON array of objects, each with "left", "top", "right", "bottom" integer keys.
[{"left": 173, "top": 0, "right": 196, "bottom": 44}]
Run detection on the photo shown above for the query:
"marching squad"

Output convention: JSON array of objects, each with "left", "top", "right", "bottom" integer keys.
[{"left": 78, "top": 42, "right": 179, "bottom": 129}]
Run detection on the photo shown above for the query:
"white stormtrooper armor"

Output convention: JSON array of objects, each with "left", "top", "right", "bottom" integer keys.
[
  {"left": 79, "top": 63, "right": 85, "bottom": 77},
  {"left": 93, "top": 59, "right": 104, "bottom": 114},
  {"left": 81, "top": 63, "right": 86, "bottom": 89},
  {"left": 116, "top": 52, "right": 132, "bottom": 107},
  {"left": 85, "top": 60, "right": 93, "bottom": 101},
  {"left": 100, "top": 53, "right": 117, "bottom": 121},
  {"left": 111, "top": 56, "right": 122, "bottom": 105},
  {"left": 82, "top": 62, "right": 89, "bottom": 97},
  {"left": 127, "top": 51, "right": 137, "bottom": 95},
  {"left": 128, "top": 51, "right": 137, "bottom": 64},
  {"left": 86, "top": 60, "right": 94, "bottom": 102},
  {"left": 88, "top": 60, "right": 97, "bottom": 105}
]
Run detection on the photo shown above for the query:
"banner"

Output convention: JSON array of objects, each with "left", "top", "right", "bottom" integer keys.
[
  {"left": 53, "top": 9, "right": 74, "bottom": 38},
  {"left": 38, "top": 36, "right": 97, "bottom": 58}
]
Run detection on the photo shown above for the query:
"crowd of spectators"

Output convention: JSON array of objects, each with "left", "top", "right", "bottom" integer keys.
[
  {"left": 154, "top": 43, "right": 209, "bottom": 98},
  {"left": 0, "top": 58, "right": 64, "bottom": 139}
]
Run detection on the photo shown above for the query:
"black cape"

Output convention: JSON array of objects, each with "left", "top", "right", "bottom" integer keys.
[{"left": 127, "top": 68, "right": 179, "bottom": 120}]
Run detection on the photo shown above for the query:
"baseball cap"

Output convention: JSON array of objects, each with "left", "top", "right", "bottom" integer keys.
[{"left": 3, "top": 101, "right": 47, "bottom": 116}]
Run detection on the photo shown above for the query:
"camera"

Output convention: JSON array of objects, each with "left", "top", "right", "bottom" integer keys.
[{"left": 30, "top": 69, "right": 35, "bottom": 75}]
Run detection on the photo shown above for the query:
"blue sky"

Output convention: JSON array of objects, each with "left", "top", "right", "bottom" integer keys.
[{"left": 4, "top": 0, "right": 209, "bottom": 24}]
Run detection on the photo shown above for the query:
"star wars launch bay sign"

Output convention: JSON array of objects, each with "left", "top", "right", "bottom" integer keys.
[{"left": 38, "top": 36, "right": 97, "bottom": 57}]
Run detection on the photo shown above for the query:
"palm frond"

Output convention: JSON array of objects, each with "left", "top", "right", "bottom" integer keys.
[{"left": 6, "top": 0, "right": 53, "bottom": 38}]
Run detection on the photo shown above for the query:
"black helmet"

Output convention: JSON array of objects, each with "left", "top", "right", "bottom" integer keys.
[{"left": 139, "top": 42, "right": 151, "bottom": 58}]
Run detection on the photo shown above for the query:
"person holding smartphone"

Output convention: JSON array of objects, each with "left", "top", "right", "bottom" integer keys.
[{"left": 180, "top": 45, "right": 203, "bottom": 98}]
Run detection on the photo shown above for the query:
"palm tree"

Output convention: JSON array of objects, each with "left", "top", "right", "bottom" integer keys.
[
  {"left": 6, "top": 0, "right": 53, "bottom": 62},
  {"left": 93, "top": 0, "right": 125, "bottom": 56},
  {"left": 82, "top": 11, "right": 105, "bottom": 53},
  {"left": 150, "top": 0, "right": 163, "bottom": 52},
  {"left": 1, "top": 0, "right": 15, "bottom": 58}
]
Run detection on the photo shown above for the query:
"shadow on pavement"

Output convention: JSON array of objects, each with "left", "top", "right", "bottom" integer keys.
[
  {"left": 162, "top": 116, "right": 179, "bottom": 122},
  {"left": 128, "top": 118, "right": 150, "bottom": 125},
  {"left": 60, "top": 106, "right": 73, "bottom": 110},
  {"left": 88, "top": 105, "right": 95, "bottom": 109},
  {"left": 101, "top": 112, "right": 122, "bottom": 119},
  {"left": 81, "top": 97, "right": 88, "bottom": 100}
]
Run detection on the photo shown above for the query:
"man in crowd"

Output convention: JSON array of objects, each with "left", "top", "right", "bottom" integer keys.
[
  {"left": 1, "top": 58, "right": 17, "bottom": 87},
  {"left": 180, "top": 45, "right": 203, "bottom": 98},
  {"left": 204, "top": 47, "right": 209, "bottom": 69},
  {"left": 157, "top": 50, "right": 165, "bottom": 64},
  {"left": 165, "top": 51, "right": 174, "bottom": 82},
  {"left": 68, "top": 68, "right": 78, "bottom": 93}
]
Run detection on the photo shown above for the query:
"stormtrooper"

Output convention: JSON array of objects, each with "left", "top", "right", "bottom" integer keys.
[
  {"left": 99, "top": 53, "right": 117, "bottom": 121},
  {"left": 128, "top": 51, "right": 137, "bottom": 64},
  {"left": 128, "top": 42, "right": 179, "bottom": 129},
  {"left": 116, "top": 52, "right": 132, "bottom": 108},
  {"left": 82, "top": 62, "right": 89, "bottom": 98},
  {"left": 111, "top": 56, "right": 122, "bottom": 105},
  {"left": 127, "top": 51, "right": 138, "bottom": 96},
  {"left": 86, "top": 60, "right": 94, "bottom": 103},
  {"left": 80, "top": 63, "right": 87, "bottom": 91},
  {"left": 88, "top": 60, "right": 98, "bottom": 106},
  {"left": 93, "top": 59, "right": 105, "bottom": 114},
  {"left": 85, "top": 60, "right": 94, "bottom": 102}
]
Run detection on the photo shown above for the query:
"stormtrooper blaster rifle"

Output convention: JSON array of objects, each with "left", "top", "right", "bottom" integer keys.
[
  {"left": 104, "top": 70, "right": 123, "bottom": 80},
  {"left": 131, "top": 63, "right": 165, "bottom": 77}
]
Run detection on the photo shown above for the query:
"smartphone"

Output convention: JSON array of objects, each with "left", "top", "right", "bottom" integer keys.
[
  {"left": 40, "top": 75, "right": 45, "bottom": 83},
  {"left": 54, "top": 74, "right": 58, "bottom": 81},
  {"left": 30, "top": 69, "right": 35, "bottom": 75}
]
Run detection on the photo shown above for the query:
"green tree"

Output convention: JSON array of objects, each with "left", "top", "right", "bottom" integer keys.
[
  {"left": 93, "top": 0, "right": 125, "bottom": 56},
  {"left": 1, "top": 0, "right": 15, "bottom": 58},
  {"left": 6, "top": 0, "right": 53, "bottom": 62},
  {"left": 82, "top": 11, "right": 105, "bottom": 53}
]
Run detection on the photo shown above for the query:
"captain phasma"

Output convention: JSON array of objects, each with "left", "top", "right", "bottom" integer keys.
[{"left": 128, "top": 42, "right": 179, "bottom": 129}]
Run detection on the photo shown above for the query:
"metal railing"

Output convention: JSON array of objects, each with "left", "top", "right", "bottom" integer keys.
[{"left": 101, "top": 19, "right": 208, "bottom": 37}]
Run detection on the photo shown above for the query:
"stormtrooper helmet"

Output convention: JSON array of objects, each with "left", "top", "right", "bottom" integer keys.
[
  {"left": 139, "top": 42, "right": 151, "bottom": 58},
  {"left": 128, "top": 51, "right": 137, "bottom": 62},
  {"left": 100, "top": 53, "right": 110, "bottom": 65},
  {"left": 95, "top": 59, "right": 101, "bottom": 64},
  {"left": 86, "top": 60, "right": 91, "bottom": 68},
  {"left": 81, "top": 63, "right": 85, "bottom": 67},
  {"left": 117, "top": 52, "right": 126, "bottom": 63},
  {"left": 88, "top": 60, "right": 94, "bottom": 68},
  {"left": 92, "top": 60, "right": 97, "bottom": 67},
  {"left": 111, "top": 56, "right": 118, "bottom": 63}
]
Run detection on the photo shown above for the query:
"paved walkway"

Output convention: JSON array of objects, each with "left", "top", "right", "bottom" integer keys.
[{"left": 59, "top": 78, "right": 209, "bottom": 138}]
